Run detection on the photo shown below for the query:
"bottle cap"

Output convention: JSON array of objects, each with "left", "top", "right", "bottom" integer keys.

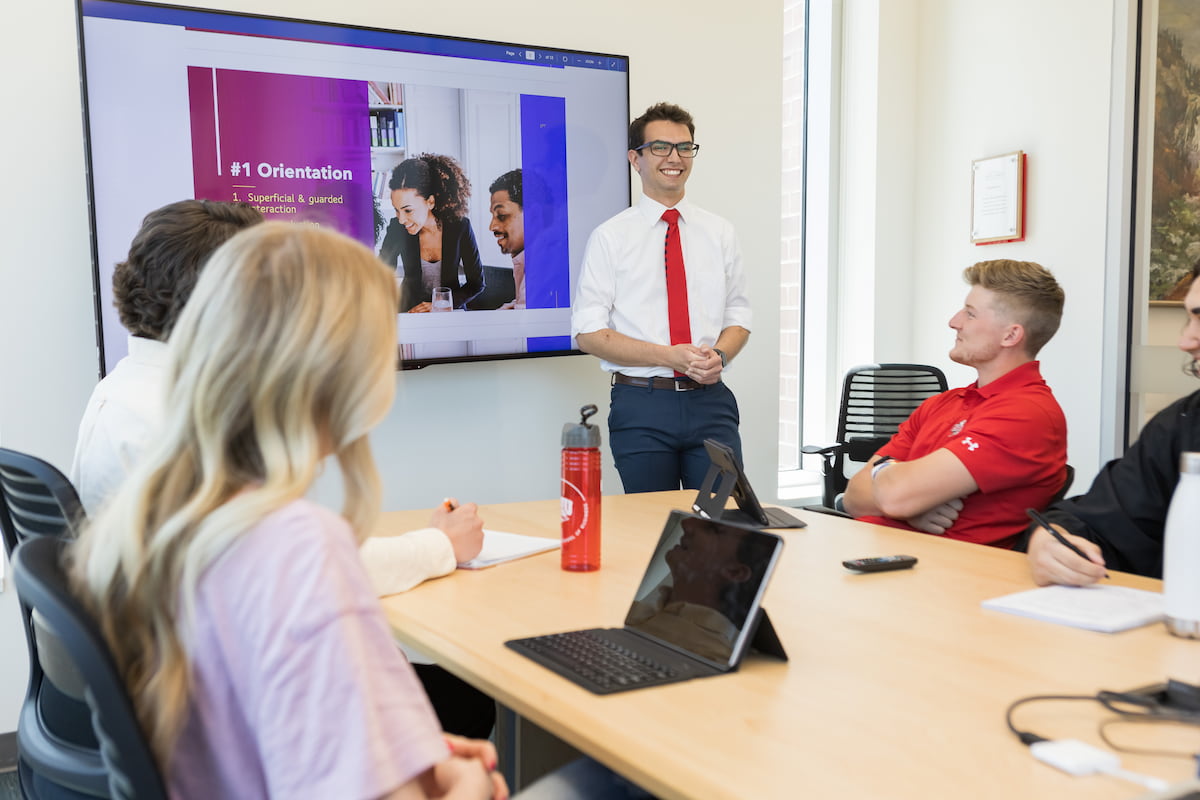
[
  {"left": 562, "top": 404, "right": 601, "bottom": 448},
  {"left": 1181, "top": 452, "right": 1200, "bottom": 475}
]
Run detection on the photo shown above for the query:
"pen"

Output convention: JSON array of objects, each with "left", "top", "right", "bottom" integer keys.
[
  {"left": 1025, "top": 507, "right": 1108, "bottom": 578},
  {"left": 442, "top": 497, "right": 458, "bottom": 512}
]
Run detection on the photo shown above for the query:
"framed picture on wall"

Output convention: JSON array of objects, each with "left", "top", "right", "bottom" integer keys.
[{"left": 1147, "top": 0, "right": 1200, "bottom": 304}]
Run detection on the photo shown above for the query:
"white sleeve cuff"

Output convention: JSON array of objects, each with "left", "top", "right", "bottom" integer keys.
[{"left": 359, "top": 528, "right": 456, "bottom": 597}]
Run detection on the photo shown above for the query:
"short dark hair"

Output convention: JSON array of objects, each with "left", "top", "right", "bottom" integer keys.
[
  {"left": 962, "top": 259, "right": 1065, "bottom": 357},
  {"left": 112, "top": 200, "right": 263, "bottom": 340},
  {"left": 628, "top": 102, "right": 695, "bottom": 152},
  {"left": 488, "top": 169, "right": 522, "bottom": 208},
  {"left": 388, "top": 153, "right": 471, "bottom": 223}
]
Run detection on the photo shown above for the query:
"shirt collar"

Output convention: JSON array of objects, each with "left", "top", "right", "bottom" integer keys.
[
  {"left": 966, "top": 360, "right": 1044, "bottom": 399},
  {"left": 126, "top": 335, "right": 170, "bottom": 367},
  {"left": 637, "top": 194, "right": 692, "bottom": 226}
]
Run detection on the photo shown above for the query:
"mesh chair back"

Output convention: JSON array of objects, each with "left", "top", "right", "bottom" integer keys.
[
  {"left": 0, "top": 447, "right": 85, "bottom": 557},
  {"left": 12, "top": 536, "right": 168, "bottom": 800},
  {"left": 0, "top": 448, "right": 106, "bottom": 796},
  {"left": 805, "top": 364, "right": 948, "bottom": 509}
]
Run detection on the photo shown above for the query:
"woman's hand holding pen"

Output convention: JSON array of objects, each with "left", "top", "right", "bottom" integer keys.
[
  {"left": 431, "top": 497, "right": 484, "bottom": 563},
  {"left": 1027, "top": 522, "right": 1108, "bottom": 587}
]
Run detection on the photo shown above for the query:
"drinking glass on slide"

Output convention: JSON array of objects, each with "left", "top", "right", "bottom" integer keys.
[{"left": 431, "top": 286, "right": 453, "bottom": 312}]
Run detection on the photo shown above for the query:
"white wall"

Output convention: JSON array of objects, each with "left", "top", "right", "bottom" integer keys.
[
  {"left": 0, "top": 0, "right": 783, "bottom": 732},
  {"left": 843, "top": 0, "right": 1116, "bottom": 488}
]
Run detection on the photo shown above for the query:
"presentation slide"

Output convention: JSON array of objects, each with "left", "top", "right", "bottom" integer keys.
[{"left": 80, "top": 1, "right": 630, "bottom": 371}]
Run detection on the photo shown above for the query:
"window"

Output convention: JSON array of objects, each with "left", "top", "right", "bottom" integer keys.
[{"left": 779, "top": 0, "right": 836, "bottom": 500}]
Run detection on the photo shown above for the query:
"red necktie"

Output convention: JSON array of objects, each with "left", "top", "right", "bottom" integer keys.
[{"left": 661, "top": 209, "right": 691, "bottom": 350}]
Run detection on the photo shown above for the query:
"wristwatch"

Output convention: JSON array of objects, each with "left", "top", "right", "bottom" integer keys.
[{"left": 713, "top": 348, "right": 727, "bottom": 368}]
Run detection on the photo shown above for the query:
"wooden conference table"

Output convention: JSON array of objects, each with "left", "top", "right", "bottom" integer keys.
[{"left": 376, "top": 491, "right": 1200, "bottom": 799}]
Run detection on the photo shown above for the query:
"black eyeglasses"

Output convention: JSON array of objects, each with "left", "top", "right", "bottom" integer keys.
[{"left": 633, "top": 140, "right": 700, "bottom": 158}]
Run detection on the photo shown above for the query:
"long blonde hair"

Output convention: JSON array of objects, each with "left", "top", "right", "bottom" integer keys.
[{"left": 69, "top": 222, "right": 399, "bottom": 765}]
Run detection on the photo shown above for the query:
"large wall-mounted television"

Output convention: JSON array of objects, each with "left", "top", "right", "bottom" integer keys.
[{"left": 77, "top": 0, "right": 630, "bottom": 373}]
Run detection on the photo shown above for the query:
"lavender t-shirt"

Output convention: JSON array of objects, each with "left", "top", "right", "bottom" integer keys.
[{"left": 169, "top": 499, "right": 447, "bottom": 799}]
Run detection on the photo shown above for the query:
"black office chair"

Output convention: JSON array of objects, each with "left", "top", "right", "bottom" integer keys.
[
  {"left": 0, "top": 447, "right": 86, "bottom": 555},
  {"left": 1051, "top": 464, "right": 1076, "bottom": 505},
  {"left": 12, "top": 536, "right": 168, "bottom": 800},
  {"left": 802, "top": 363, "right": 948, "bottom": 515},
  {"left": 0, "top": 448, "right": 106, "bottom": 798}
]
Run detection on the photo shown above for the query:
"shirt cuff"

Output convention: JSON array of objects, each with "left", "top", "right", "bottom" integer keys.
[
  {"left": 570, "top": 308, "right": 610, "bottom": 338},
  {"left": 359, "top": 528, "right": 456, "bottom": 597}
]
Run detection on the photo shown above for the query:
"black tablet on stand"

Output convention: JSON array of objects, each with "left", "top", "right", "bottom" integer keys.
[{"left": 692, "top": 439, "right": 807, "bottom": 529}]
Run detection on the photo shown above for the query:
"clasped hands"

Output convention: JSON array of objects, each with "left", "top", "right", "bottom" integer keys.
[
  {"left": 420, "top": 735, "right": 509, "bottom": 799},
  {"left": 670, "top": 343, "right": 723, "bottom": 384}
]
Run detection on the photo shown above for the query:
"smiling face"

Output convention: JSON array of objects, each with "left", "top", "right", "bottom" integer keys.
[
  {"left": 947, "top": 285, "right": 1015, "bottom": 368},
  {"left": 1180, "top": 277, "right": 1200, "bottom": 373},
  {"left": 628, "top": 120, "right": 693, "bottom": 206},
  {"left": 489, "top": 190, "right": 524, "bottom": 255},
  {"left": 390, "top": 188, "right": 436, "bottom": 235}
]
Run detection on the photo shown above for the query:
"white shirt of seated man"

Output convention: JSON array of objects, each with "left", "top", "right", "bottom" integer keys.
[{"left": 70, "top": 335, "right": 483, "bottom": 608}]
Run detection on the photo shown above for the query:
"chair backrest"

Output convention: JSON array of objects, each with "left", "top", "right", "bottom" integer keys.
[
  {"left": 12, "top": 536, "right": 169, "bottom": 800},
  {"left": 815, "top": 364, "right": 949, "bottom": 508},
  {"left": 0, "top": 448, "right": 108, "bottom": 796},
  {"left": 1050, "top": 464, "right": 1076, "bottom": 505},
  {"left": 0, "top": 447, "right": 86, "bottom": 558}
]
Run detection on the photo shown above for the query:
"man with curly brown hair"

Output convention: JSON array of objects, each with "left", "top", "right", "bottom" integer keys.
[{"left": 71, "top": 199, "right": 263, "bottom": 511}]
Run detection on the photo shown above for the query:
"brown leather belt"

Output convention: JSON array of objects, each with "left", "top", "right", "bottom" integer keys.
[{"left": 612, "top": 373, "right": 706, "bottom": 391}]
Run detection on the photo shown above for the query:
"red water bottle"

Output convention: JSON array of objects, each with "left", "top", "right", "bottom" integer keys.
[{"left": 561, "top": 404, "right": 601, "bottom": 571}]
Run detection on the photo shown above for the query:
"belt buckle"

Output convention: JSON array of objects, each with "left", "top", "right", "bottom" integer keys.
[{"left": 674, "top": 378, "right": 690, "bottom": 392}]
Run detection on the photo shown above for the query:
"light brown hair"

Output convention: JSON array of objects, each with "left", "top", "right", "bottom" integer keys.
[{"left": 963, "top": 259, "right": 1064, "bottom": 356}]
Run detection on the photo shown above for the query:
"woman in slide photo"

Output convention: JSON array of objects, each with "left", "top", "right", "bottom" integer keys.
[{"left": 379, "top": 153, "right": 485, "bottom": 313}]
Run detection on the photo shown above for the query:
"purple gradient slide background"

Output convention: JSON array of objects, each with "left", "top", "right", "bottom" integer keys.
[{"left": 188, "top": 67, "right": 374, "bottom": 246}]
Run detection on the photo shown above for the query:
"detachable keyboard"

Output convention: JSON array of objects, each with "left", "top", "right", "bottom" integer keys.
[{"left": 506, "top": 627, "right": 712, "bottom": 695}]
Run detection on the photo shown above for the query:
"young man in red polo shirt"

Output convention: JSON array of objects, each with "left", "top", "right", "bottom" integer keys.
[{"left": 843, "top": 259, "right": 1067, "bottom": 548}]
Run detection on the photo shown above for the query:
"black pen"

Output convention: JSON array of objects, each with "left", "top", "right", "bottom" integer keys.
[{"left": 1025, "top": 508, "right": 1108, "bottom": 578}]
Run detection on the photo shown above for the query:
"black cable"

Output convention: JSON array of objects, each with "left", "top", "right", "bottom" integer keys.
[
  {"left": 1005, "top": 693, "right": 1097, "bottom": 745},
  {"left": 1006, "top": 689, "right": 1200, "bottom": 763},
  {"left": 1098, "top": 717, "right": 1200, "bottom": 760}
]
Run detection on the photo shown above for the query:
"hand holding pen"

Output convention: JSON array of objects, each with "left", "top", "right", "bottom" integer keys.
[
  {"left": 1025, "top": 507, "right": 1109, "bottom": 586},
  {"left": 432, "top": 497, "right": 485, "bottom": 564}
]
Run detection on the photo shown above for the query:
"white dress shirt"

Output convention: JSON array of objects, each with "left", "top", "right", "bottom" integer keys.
[
  {"left": 68, "top": 336, "right": 455, "bottom": 603},
  {"left": 70, "top": 335, "right": 169, "bottom": 516},
  {"left": 571, "top": 195, "right": 752, "bottom": 378}
]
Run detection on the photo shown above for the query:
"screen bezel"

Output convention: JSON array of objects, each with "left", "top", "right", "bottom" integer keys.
[{"left": 74, "top": 0, "right": 631, "bottom": 376}]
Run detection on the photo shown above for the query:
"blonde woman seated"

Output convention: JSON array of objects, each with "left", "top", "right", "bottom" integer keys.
[{"left": 68, "top": 223, "right": 505, "bottom": 798}]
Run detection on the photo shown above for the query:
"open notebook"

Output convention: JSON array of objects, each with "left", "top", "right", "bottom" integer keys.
[{"left": 506, "top": 510, "right": 786, "bottom": 695}]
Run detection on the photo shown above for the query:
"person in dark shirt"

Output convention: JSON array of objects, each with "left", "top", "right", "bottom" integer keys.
[{"left": 1026, "top": 261, "right": 1200, "bottom": 584}]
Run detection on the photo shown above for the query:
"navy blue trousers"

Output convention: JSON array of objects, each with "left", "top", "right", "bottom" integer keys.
[{"left": 608, "top": 380, "right": 742, "bottom": 493}]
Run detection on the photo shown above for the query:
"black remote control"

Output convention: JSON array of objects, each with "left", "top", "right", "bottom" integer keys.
[{"left": 842, "top": 555, "right": 918, "bottom": 573}]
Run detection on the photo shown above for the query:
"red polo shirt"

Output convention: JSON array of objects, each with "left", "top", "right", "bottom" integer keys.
[{"left": 858, "top": 361, "right": 1067, "bottom": 548}]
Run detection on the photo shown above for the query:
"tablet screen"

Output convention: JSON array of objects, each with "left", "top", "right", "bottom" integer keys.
[{"left": 624, "top": 511, "right": 783, "bottom": 668}]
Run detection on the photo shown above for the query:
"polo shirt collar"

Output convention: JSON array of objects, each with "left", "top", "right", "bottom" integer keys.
[{"left": 967, "top": 360, "right": 1044, "bottom": 399}]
